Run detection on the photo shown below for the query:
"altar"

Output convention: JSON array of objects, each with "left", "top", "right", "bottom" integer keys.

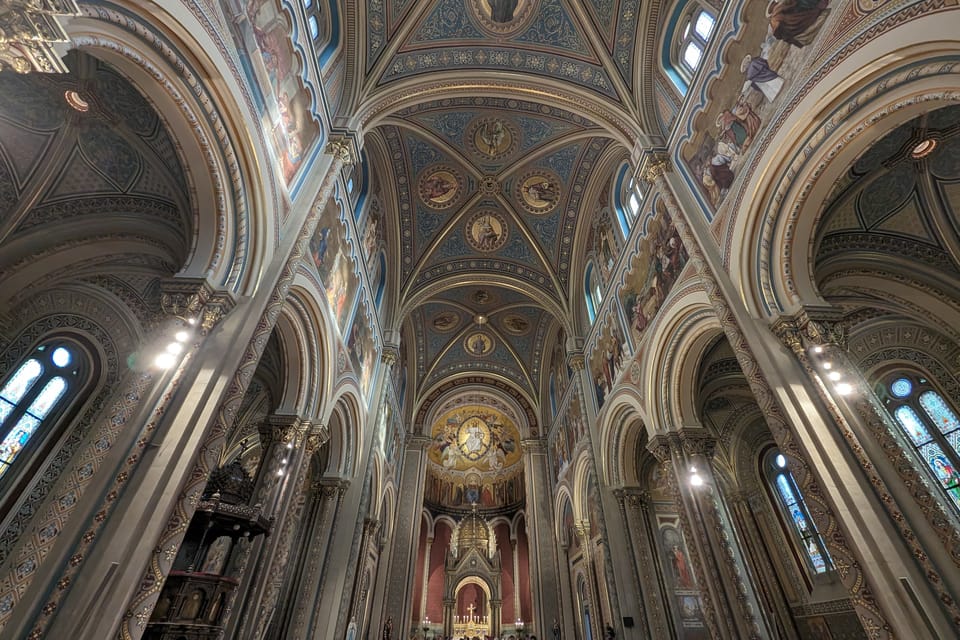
[{"left": 453, "top": 604, "right": 490, "bottom": 638}]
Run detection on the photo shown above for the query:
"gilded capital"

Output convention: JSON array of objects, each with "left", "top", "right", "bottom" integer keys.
[
  {"left": 324, "top": 137, "right": 354, "bottom": 165},
  {"left": 640, "top": 151, "right": 672, "bottom": 185}
]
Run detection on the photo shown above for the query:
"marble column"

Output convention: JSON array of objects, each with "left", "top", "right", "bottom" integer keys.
[
  {"left": 380, "top": 435, "right": 431, "bottom": 636},
  {"left": 521, "top": 438, "right": 563, "bottom": 636},
  {"left": 641, "top": 152, "right": 897, "bottom": 637},
  {"left": 270, "top": 477, "right": 350, "bottom": 639}
]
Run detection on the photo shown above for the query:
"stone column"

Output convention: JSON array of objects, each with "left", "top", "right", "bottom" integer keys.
[
  {"left": 234, "top": 422, "right": 327, "bottom": 640},
  {"left": 575, "top": 522, "right": 603, "bottom": 640},
  {"left": 511, "top": 537, "right": 521, "bottom": 620},
  {"left": 617, "top": 489, "right": 672, "bottom": 639},
  {"left": 380, "top": 435, "right": 431, "bottom": 635},
  {"left": 727, "top": 489, "right": 800, "bottom": 640},
  {"left": 641, "top": 152, "right": 896, "bottom": 637},
  {"left": 109, "top": 139, "right": 354, "bottom": 640},
  {"left": 556, "top": 541, "right": 576, "bottom": 635},
  {"left": 270, "top": 477, "right": 349, "bottom": 639},
  {"left": 521, "top": 438, "right": 563, "bottom": 636},
  {"left": 418, "top": 536, "right": 433, "bottom": 622},
  {"left": 491, "top": 599, "right": 502, "bottom": 638},
  {"left": 354, "top": 518, "right": 382, "bottom": 638},
  {"left": 774, "top": 308, "right": 960, "bottom": 610},
  {"left": 442, "top": 597, "right": 454, "bottom": 637},
  {"left": 661, "top": 429, "right": 770, "bottom": 639}
]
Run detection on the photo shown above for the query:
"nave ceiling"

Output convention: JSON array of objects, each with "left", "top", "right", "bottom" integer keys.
[{"left": 337, "top": 0, "right": 654, "bottom": 418}]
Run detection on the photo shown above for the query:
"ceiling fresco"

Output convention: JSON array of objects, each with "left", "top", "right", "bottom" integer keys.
[{"left": 351, "top": 0, "right": 643, "bottom": 433}]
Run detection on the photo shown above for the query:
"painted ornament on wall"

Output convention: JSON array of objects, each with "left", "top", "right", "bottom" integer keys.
[
  {"left": 419, "top": 166, "right": 462, "bottom": 209},
  {"left": 465, "top": 211, "right": 508, "bottom": 252},
  {"left": 683, "top": 0, "right": 831, "bottom": 208}
]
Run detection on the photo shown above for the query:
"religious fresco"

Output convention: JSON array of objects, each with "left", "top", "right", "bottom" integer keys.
[
  {"left": 467, "top": 117, "right": 518, "bottom": 160},
  {"left": 588, "top": 314, "right": 629, "bottom": 409},
  {"left": 587, "top": 203, "right": 621, "bottom": 287},
  {"left": 619, "top": 201, "right": 688, "bottom": 347},
  {"left": 360, "top": 194, "right": 385, "bottom": 274},
  {"left": 227, "top": 0, "right": 320, "bottom": 185},
  {"left": 465, "top": 211, "right": 508, "bottom": 252},
  {"left": 463, "top": 332, "right": 495, "bottom": 358},
  {"left": 682, "top": 0, "right": 831, "bottom": 208},
  {"left": 308, "top": 203, "right": 360, "bottom": 335},
  {"left": 419, "top": 165, "right": 462, "bottom": 209},
  {"left": 500, "top": 313, "right": 531, "bottom": 336},
  {"left": 428, "top": 404, "right": 522, "bottom": 474},
  {"left": 347, "top": 298, "right": 378, "bottom": 398},
  {"left": 547, "top": 325, "right": 571, "bottom": 418},
  {"left": 548, "top": 393, "right": 586, "bottom": 485},
  {"left": 657, "top": 518, "right": 707, "bottom": 638},
  {"left": 516, "top": 171, "right": 561, "bottom": 215},
  {"left": 424, "top": 471, "right": 525, "bottom": 509}
]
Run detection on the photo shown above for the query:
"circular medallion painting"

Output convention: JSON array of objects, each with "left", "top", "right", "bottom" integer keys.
[
  {"left": 517, "top": 172, "right": 561, "bottom": 214},
  {"left": 419, "top": 166, "right": 461, "bottom": 209},
  {"left": 468, "top": 118, "right": 518, "bottom": 160},
  {"left": 432, "top": 311, "right": 460, "bottom": 333},
  {"left": 472, "top": 289, "right": 496, "bottom": 306},
  {"left": 464, "top": 332, "right": 494, "bottom": 357},
  {"left": 469, "top": 0, "right": 538, "bottom": 36},
  {"left": 465, "top": 211, "right": 508, "bottom": 252},
  {"left": 501, "top": 313, "right": 531, "bottom": 335}
]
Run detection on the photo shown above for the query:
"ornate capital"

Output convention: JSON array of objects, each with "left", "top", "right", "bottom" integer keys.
[
  {"left": 615, "top": 487, "right": 648, "bottom": 509},
  {"left": 380, "top": 345, "right": 399, "bottom": 366},
  {"left": 324, "top": 136, "right": 353, "bottom": 165},
  {"left": 640, "top": 150, "right": 672, "bottom": 185},
  {"left": 772, "top": 306, "right": 846, "bottom": 355},
  {"left": 363, "top": 517, "right": 381, "bottom": 538},
  {"left": 314, "top": 477, "right": 349, "bottom": 497},
  {"left": 0, "top": 0, "right": 79, "bottom": 74},
  {"left": 568, "top": 353, "right": 585, "bottom": 372},
  {"left": 307, "top": 422, "right": 330, "bottom": 452},
  {"left": 259, "top": 414, "right": 308, "bottom": 448},
  {"left": 159, "top": 277, "right": 236, "bottom": 335},
  {"left": 677, "top": 428, "right": 716, "bottom": 459},
  {"left": 646, "top": 433, "right": 674, "bottom": 463}
]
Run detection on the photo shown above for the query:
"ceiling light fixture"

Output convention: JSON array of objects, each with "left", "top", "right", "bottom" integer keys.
[{"left": 911, "top": 138, "right": 937, "bottom": 159}]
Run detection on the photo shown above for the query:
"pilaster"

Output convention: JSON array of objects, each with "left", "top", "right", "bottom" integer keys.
[{"left": 520, "top": 438, "right": 562, "bottom": 636}]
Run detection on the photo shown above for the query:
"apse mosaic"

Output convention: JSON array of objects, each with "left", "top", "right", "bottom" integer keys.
[
  {"left": 588, "top": 313, "right": 629, "bottom": 409},
  {"left": 428, "top": 403, "right": 523, "bottom": 475},
  {"left": 227, "top": 0, "right": 320, "bottom": 185},
  {"left": 619, "top": 201, "right": 688, "bottom": 347},
  {"left": 681, "top": 0, "right": 831, "bottom": 210},
  {"left": 308, "top": 202, "right": 360, "bottom": 335}
]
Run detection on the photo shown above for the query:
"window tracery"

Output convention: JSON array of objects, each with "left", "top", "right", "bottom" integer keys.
[{"left": 764, "top": 449, "right": 831, "bottom": 575}]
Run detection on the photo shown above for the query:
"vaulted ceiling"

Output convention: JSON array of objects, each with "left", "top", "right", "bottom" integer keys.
[{"left": 341, "top": 0, "right": 652, "bottom": 422}]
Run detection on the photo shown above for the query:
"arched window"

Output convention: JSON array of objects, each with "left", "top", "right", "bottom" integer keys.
[
  {"left": 614, "top": 162, "right": 643, "bottom": 235},
  {"left": 764, "top": 448, "right": 831, "bottom": 575},
  {"left": 663, "top": 2, "right": 716, "bottom": 93},
  {"left": 881, "top": 373, "right": 960, "bottom": 511},
  {"left": 0, "top": 340, "right": 89, "bottom": 482},
  {"left": 585, "top": 262, "right": 603, "bottom": 323}
]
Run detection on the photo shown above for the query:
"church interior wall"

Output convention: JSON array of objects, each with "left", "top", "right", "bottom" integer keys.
[{"left": 1, "top": 0, "right": 960, "bottom": 638}]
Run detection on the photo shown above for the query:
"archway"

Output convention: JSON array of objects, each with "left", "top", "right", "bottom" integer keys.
[{"left": 452, "top": 576, "right": 492, "bottom": 638}]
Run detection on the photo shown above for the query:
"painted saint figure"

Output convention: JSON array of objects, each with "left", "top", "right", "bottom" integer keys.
[{"left": 740, "top": 54, "right": 784, "bottom": 102}]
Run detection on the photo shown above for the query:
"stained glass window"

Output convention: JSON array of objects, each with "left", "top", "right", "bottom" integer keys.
[
  {"left": 886, "top": 374, "right": 960, "bottom": 512},
  {"left": 0, "top": 342, "right": 86, "bottom": 480},
  {"left": 766, "top": 449, "right": 831, "bottom": 574}
]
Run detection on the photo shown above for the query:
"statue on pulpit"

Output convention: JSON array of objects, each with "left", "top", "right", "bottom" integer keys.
[{"left": 345, "top": 617, "right": 357, "bottom": 640}]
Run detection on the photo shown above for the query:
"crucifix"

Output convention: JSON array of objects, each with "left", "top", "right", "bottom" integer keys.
[{"left": 467, "top": 603, "right": 476, "bottom": 622}]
